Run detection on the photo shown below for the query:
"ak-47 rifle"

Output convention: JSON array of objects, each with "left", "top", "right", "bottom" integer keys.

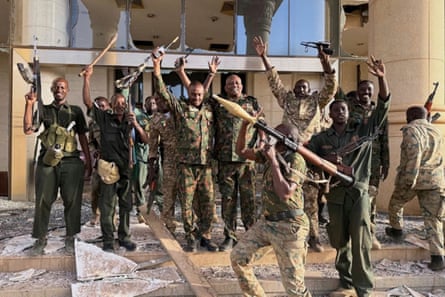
[
  {"left": 300, "top": 41, "right": 333, "bottom": 55},
  {"left": 114, "top": 36, "right": 179, "bottom": 89},
  {"left": 212, "top": 95, "right": 355, "bottom": 187},
  {"left": 17, "top": 36, "right": 42, "bottom": 131},
  {"left": 424, "top": 81, "right": 440, "bottom": 122}
]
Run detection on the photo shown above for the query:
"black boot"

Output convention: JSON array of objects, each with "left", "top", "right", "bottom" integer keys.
[{"left": 428, "top": 255, "right": 445, "bottom": 271}]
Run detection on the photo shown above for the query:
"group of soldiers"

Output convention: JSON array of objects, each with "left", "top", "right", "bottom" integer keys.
[{"left": 22, "top": 35, "right": 445, "bottom": 297}]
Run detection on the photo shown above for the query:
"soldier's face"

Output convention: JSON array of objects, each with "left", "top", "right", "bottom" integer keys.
[
  {"left": 51, "top": 81, "right": 69, "bottom": 102},
  {"left": 189, "top": 85, "right": 204, "bottom": 107},
  {"left": 329, "top": 101, "right": 349, "bottom": 124},
  {"left": 224, "top": 75, "right": 243, "bottom": 98},
  {"left": 112, "top": 95, "right": 127, "bottom": 115},
  {"left": 358, "top": 82, "right": 374, "bottom": 105},
  {"left": 293, "top": 81, "right": 310, "bottom": 98}
]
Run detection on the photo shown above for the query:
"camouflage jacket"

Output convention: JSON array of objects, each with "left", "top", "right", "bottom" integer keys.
[
  {"left": 154, "top": 74, "right": 214, "bottom": 165},
  {"left": 396, "top": 118, "right": 445, "bottom": 190},
  {"left": 210, "top": 95, "right": 261, "bottom": 162},
  {"left": 148, "top": 111, "right": 177, "bottom": 162},
  {"left": 256, "top": 150, "right": 306, "bottom": 219},
  {"left": 134, "top": 107, "right": 151, "bottom": 162},
  {"left": 349, "top": 101, "right": 390, "bottom": 174},
  {"left": 265, "top": 67, "right": 337, "bottom": 143}
]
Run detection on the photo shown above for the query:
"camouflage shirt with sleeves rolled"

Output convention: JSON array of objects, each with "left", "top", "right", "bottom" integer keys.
[
  {"left": 265, "top": 68, "right": 337, "bottom": 143},
  {"left": 396, "top": 118, "right": 445, "bottom": 190}
]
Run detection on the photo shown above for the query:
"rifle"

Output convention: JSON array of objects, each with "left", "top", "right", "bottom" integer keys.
[
  {"left": 424, "top": 81, "right": 440, "bottom": 122},
  {"left": 300, "top": 41, "right": 333, "bottom": 55},
  {"left": 114, "top": 36, "right": 179, "bottom": 89},
  {"left": 78, "top": 32, "right": 118, "bottom": 77},
  {"left": 17, "top": 36, "right": 42, "bottom": 132},
  {"left": 174, "top": 47, "right": 195, "bottom": 68},
  {"left": 144, "top": 157, "right": 160, "bottom": 214},
  {"left": 212, "top": 95, "right": 354, "bottom": 187}
]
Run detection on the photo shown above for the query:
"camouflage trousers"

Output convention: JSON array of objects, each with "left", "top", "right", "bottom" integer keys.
[
  {"left": 303, "top": 172, "right": 321, "bottom": 238},
  {"left": 230, "top": 216, "right": 311, "bottom": 297},
  {"left": 388, "top": 185, "right": 445, "bottom": 256},
  {"left": 218, "top": 161, "right": 257, "bottom": 240},
  {"left": 177, "top": 163, "right": 215, "bottom": 241},
  {"left": 161, "top": 158, "right": 178, "bottom": 233}
]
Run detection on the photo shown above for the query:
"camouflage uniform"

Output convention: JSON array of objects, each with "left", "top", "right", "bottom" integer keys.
[
  {"left": 307, "top": 96, "right": 390, "bottom": 297},
  {"left": 149, "top": 111, "right": 178, "bottom": 233},
  {"left": 349, "top": 101, "right": 390, "bottom": 235},
  {"left": 154, "top": 74, "right": 215, "bottom": 243},
  {"left": 231, "top": 149, "right": 311, "bottom": 297},
  {"left": 388, "top": 118, "right": 445, "bottom": 256},
  {"left": 265, "top": 67, "right": 337, "bottom": 244},
  {"left": 211, "top": 95, "right": 261, "bottom": 241}
]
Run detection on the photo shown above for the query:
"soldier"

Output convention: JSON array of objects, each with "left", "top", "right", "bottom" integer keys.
[
  {"left": 253, "top": 36, "right": 337, "bottom": 252},
  {"left": 151, "top": 50, "right": 218, "bottom": 252},
  {"left": 231, "top": 122, "right": 312, "bottom": 297},
  {"left": 307, "top": 56, "right": 390, "bottom": 297},
  {"left": 348, "top": 80, "right": 390, "bottom": 250},
  {"left": 132, "top": 96, "right": 163, "bottom": 224},
  {"left": 147, "top": 94, "right": 178, "bottom": 234},
  {"left": 82, "top": 66, "right": 149, "bottom": 252},
  {"left": 88, "top": 96, "right": 110, "bottom": 226},
  {"left": 386, "top": 106, "right": 445, "bottom": 271},
  {"left": 23, "top": 77, "right": 91, "bottom": 255}
]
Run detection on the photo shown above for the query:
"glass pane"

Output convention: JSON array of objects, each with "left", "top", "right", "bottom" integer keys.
[
  {"left": 235, "top": 0, "right": 326, "bottom": 56},
  {"left": 185, "top": 0, "right": 235, "bottom": 53}
]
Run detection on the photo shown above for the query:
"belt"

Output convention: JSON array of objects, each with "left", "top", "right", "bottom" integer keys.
[{"left": 265, "top": 209, "right": 304, "bottom": 221}]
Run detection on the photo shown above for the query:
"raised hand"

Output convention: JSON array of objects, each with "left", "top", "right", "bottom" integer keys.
[
  {"left": 367, "top": 55, "right": 385, "bottom": 78},
  {"left": 208, "top": 56, "right": 221, "bottom": 74},
  {"left": 253, "top": 36, "right": 267, "bottom": 57}
]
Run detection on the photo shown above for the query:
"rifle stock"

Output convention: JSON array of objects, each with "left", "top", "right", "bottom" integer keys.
[
  {"left": 425, "top": 82, "right": 439, "bottom": 122},
  {"left": 211, "top": 95, "right": 354, "bottom": 187}
]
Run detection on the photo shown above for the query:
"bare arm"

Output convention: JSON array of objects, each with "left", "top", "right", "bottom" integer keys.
[
  {"left": 23, "top": 91, "right": 37, "bottom": 135},
  {"left": 367, "top": 56, "right": 389, "bottom": 100},
  {"left": 202, "top": 56, "right": 221, "bottom": 92},
  {"left": 253, "top": 36, "right": 273, "bottom": 70},
  {"left": 174, "top": 57, "right": 191, "bottom": 90},
  {"left": 82, "top": 66, "right": 94, "bottom": 109},
  {"left": 127, "top": 112, "right": 149, "bottom": 144}
]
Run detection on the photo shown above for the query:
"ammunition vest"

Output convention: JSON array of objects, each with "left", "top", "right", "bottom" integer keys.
[{"left": 38, "top": 105, "right": 78, "bottom": 154}]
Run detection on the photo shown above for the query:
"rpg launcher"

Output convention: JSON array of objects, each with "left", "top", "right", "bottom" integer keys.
[
  {"left": 300, "top": 41, "right": 333, "bottom": 55},
  {"left": 424, "top": 82, "right": 440, "bottom": 122},
  {"left": 212, "top": 95, "right": 354, "bottom": 187},
  {"left": 17, "top": 35, "right": 42, "bottom": 132}
]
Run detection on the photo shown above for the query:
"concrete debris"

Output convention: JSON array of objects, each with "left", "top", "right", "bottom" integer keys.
[
  {"left": 75, "top": 240, "right": 138, "bottom": 281},
  {"left": 386, "top": 285, "right": 425, "bottom": 297},
  {"left": 7, "top": 268, "right": 46, "bottom": 282},
  {"left": 71, "top": 267, "right": 182, "bottom": 297}
]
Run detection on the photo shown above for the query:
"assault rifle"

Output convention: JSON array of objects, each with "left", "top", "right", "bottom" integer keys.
[
  {"left": 114, "top": 36, "right": 179, "bottom": 89},
  {"left": 300, "top": 41, "right": 333, "bottom": 55},
  {"left": 17, "top": 36, "right": 42, "bottom": 131},
  {"left": 424, "top": 82, "right": 440, "bottom": 122},
  {"left": 212, "top": 95, "right": 354, "bottom": 187}
]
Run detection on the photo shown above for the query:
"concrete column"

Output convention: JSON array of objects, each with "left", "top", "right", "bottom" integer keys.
[
  {"left": 14, "top": 0, "right": 70, "bottom": 46},
  {"left": 368, "top": 0, "right": 445, "bottom": 214}
]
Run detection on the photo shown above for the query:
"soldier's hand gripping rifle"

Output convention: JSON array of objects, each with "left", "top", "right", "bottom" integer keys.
[
  {"left": 212, "top": 95, "right": 355, "bottom": 186},
  {"left": 300, "top": 41, "right": 333, "bottom": 55},
  {"left": 114, "top": 36, "right": 179, "bottom": 89},
  {"left": 424, "top": 81, "right": 440, "bottom": 122},
  {"left": 17, "top": 36, "right": 42, "bottom": 131}
]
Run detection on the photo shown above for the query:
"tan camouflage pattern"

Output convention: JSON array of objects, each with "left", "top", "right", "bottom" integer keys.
[
  {"left": 265, "top": 68, "right": 337, "bottom": 143},
  {"left": 231, "top": 149, "right": 311, "bottom": 297},
  {"left": 395, "top": 119, "right": 445, "bottom": 189},
  {"left": 302, "top": 170, "right": 321, "bottom": 238},
  {"left": 148, "top": 111, "right": 178, "bottom": 232},
  {"left": 388, "top": 185, "right": 445, "bottom": 255},
  {"left": 388, "top": 119, "right": 445, "bottom": 255}
]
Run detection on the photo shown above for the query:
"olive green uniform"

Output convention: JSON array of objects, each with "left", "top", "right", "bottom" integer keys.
[
  {"left": 307, "top": 96, "right": 390, "bottom": 297},
  {"left": 33, "top": 102, "right": 88, "bottom": 239}
]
